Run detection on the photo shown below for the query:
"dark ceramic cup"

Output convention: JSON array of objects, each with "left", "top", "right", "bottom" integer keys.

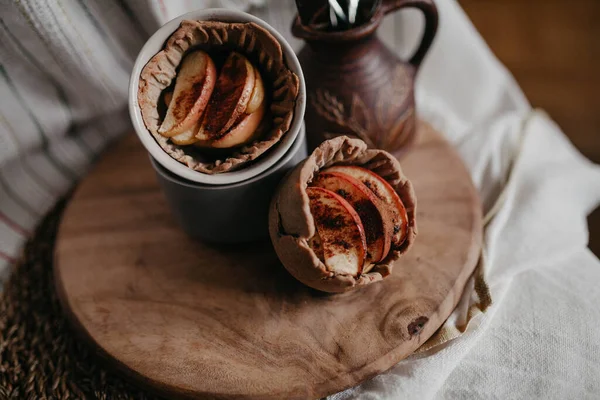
[{"left": 150, "top": 126, "right": 307, "bottom": 243}]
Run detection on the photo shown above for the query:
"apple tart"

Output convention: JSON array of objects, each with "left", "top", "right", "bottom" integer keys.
[
  {"left": 269, "top": 136, "right": 417, "bottom": 293},
  {"left": 138, "top": 20, "right": 299, "bottom": 174}
]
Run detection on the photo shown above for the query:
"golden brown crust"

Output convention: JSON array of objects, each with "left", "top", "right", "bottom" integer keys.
[
  {"left": 269, "top": 136, "right": 417, "bottom": 293},
  {"left": 137, "top": 20, "right": 299, "bottom": 174}
]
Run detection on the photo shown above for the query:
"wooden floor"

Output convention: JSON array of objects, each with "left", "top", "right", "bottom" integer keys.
[{"left": 460, "top": 0, "right": 600, "bottom": 256}]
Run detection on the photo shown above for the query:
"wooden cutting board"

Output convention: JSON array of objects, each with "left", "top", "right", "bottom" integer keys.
[{"left": 55, "top": 123, "right": 482, "bottom": 399}]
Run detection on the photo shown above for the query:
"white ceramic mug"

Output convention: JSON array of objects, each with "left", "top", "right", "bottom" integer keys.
[{"left": 128, "top": 8, "right": 306, "bottom": 185}]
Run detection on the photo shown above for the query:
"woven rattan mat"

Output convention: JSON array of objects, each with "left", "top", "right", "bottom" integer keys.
[{"left": 0, "top": 201, "right": 162, "bottom": 400}]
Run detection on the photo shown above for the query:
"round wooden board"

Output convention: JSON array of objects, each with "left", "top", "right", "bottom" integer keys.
[{"left": 55, "top": 122, "right": 482, "bottom": 400}]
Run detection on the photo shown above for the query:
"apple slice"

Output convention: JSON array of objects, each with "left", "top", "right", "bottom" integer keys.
[
  {"left": 197, "top": 100, "right": 265, "bottom": 149},
  {"left": 310, "top": 172, "right": 392, "bottom": 263},
  {"left": 307, "top": 231, "right": 325, "bottom": 262},
  {"left": 197, "top": 52, "right": 255, "bottom": 140},
  {"left": 170, "top": 123, "right": 199, "bottom": 146},
  {"left": 246, "top": 65, "right": 265, "bottom": 114},
  {"left": 324, "top": 165, "right": 408, "bottom": 248},
  {"left": 158, "top": 50, "right": 217, "bottom": 137},
  {"left": 306, "top": 187, "right": 366, "bottom": 276}
]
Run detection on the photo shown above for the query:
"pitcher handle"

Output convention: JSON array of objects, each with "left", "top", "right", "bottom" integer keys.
[{"left": 381, "top": 0, "right": 439, "bottom": 68}]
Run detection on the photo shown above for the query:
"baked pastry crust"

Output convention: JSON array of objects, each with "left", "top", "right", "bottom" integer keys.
[
  {"left": 269, "top": 136, "right": 417, "bottom": 293},
  {"left": 138, "top": 20, "right": 299, "bottom": 174}
]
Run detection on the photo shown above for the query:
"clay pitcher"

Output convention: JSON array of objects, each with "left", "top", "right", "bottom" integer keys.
[{"left": 292, "top": 0, "right": 438, "bottom": 154}]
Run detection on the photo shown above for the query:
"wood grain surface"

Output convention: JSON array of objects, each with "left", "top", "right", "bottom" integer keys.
[{"left": 54, "top": 123, "right": 482, "bottom": 400}]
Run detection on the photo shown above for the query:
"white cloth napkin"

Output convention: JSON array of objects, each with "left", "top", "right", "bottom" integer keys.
[{"left": 1, "top": 0, "right": 599, "bottom": 398}]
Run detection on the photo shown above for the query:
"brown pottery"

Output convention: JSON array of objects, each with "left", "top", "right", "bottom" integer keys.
[{"left": 292, "top": 0, "right": 438, "bottom": 154}]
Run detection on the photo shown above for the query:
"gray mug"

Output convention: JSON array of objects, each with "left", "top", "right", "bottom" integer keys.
[{"left": 151, "top": 125, "right": 307, "bottom": 243}]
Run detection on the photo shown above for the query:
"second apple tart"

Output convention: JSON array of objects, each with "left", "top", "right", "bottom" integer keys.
[
  {"left": 137, "top": 20, "right": 299, "bottom": 174},
  {"left": 269, "top": 136, "right": 417, "bottom": 293}
]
